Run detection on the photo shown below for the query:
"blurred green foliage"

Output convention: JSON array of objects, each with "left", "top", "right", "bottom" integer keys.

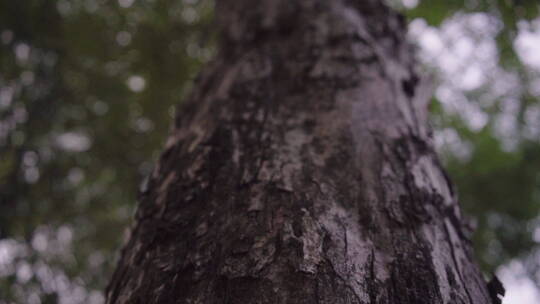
[
  {"left": 0, "top": 0, "right": 539, "bottom": 303},
  {"left": 405, "top": 0, "right": 540, "bottom": 280},
  {"left": 0, "top": 0, "right": 213, "bottom": 302}
]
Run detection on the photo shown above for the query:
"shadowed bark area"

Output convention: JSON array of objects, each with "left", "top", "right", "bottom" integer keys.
[{"left": 106, "top": 0, "right": 494, "bottom": 303}]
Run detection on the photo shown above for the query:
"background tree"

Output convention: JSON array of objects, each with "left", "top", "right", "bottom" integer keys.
[{"left": 0, "top": 0, "right": 539, "bottom": 303}]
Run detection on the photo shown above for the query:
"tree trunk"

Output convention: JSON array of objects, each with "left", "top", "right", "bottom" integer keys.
[{"left": 106, "top": 0, "right": 494, "bottom": 303}]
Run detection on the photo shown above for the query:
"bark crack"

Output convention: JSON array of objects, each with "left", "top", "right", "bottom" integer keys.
[{"left": 443, "top": 219, "right": 475, "bottom": 304}]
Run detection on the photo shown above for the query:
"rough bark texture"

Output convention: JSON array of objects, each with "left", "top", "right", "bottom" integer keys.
[{"left": 106, "top": 0, "right": 493, "bottom": 303}]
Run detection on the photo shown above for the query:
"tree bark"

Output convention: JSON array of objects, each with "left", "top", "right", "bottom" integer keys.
[{"left": 106, "top": 0, "right": 494, "bottom": 303}]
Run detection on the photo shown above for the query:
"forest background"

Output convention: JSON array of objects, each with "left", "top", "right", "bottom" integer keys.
[{"left": 1, "top": 0, "right": 539, "bottom": 303}]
